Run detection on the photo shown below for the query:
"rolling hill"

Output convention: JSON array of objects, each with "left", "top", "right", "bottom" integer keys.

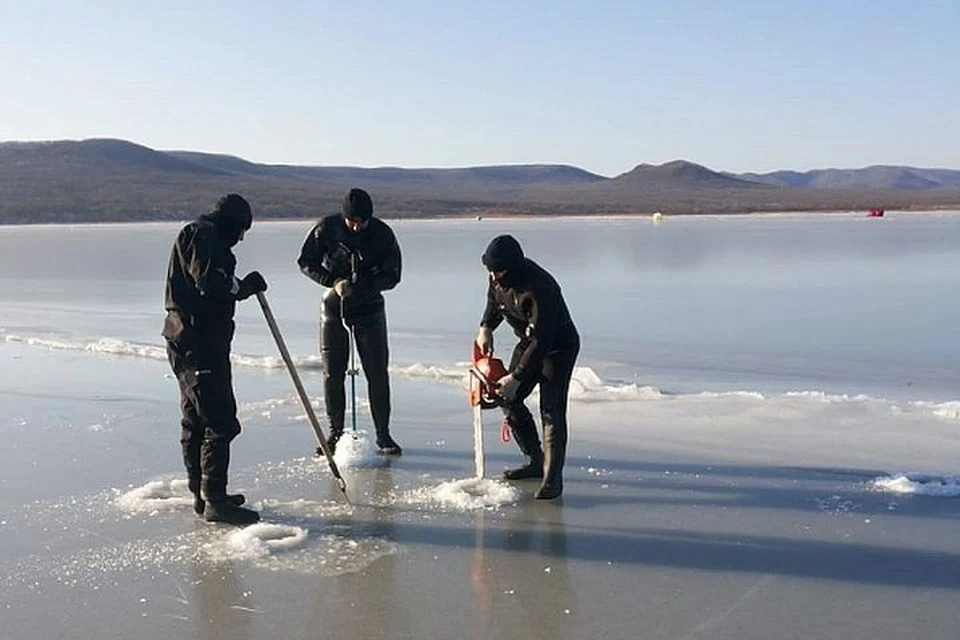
[
  {"left": 1, "top": 138, "right": 958, "bottom": 223},
  {"left": 734, "top": 165, "right": 960, "bottom": 190}
]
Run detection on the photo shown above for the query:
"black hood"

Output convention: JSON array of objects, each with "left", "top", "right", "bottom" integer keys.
[
  {"left": 342, "top": 188, "right": 373, "bottom": 222},
  {"left": 482, "top": 234, "right": 524, "bottom": 272},
  {"left": 209, "top": 193, "right": 252, "bottom": 246}
]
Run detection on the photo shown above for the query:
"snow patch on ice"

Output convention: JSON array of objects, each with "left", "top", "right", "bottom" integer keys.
[
  {"left": 205, "top": 523, "right": 309, "bottom": 561},
  {"left": 567, "top": 367, "right": 662, "bottom": 401},
  {"left": 394, "top": 362, "right": 464, "bottom": 381},
  {"left": 231, "top": 353, "right": 323, "bottom": 369},
  {"left": 911, "top": 400, "right": 960, "bottom": 420},
  {"left": 402, "top": 478, "right": 521, "bottom": 510},
  {"left": 333, "top": 429, "right": 389, "bottom": 468},
  {"left": 698, "top": 390, "right": 766, "bottom": 400},
  {"left": 872, "top": 473, "right": 960, "bottom": 497},
  {"left": 1, "top": 334, "right": 167, "bottom": 360},
  {"left": 785, "top": 391, "right": 872, "bottom": 402},
  {"left": 200, "top": 529, "right": 396, "bottom": 575},
  {"left": 113, "top": 478, "right": 193, "bottom": 514}
]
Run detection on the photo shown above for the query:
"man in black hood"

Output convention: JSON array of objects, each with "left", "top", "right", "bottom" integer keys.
[
  {"left": 476, "top": 234, "right": 580, "bottom": 500},
  {"left": 162, "top": 193, "right": 267, "bottom": 525},
  {"left": 298, "top": 188, "right": 403, "bottom": 455}
]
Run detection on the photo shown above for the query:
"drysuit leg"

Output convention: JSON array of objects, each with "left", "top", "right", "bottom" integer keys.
[
  {"left": 535, "top": 346, "right": 578, "bottom": 499},
  {"left": 167, "top": 341, "right": 241, "bottom": 502},
  {"left": 501, "top": 341, "right": 544, "bottom": 478},
  {"left": 320, "top": 296, "right": 349, "bottom": 444},
  {"left": 353, "top": 310, "right": 395, "bottom": 448}
]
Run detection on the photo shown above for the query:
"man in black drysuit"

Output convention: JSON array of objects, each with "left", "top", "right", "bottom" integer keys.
[
  {"left": 297, "top": 188, "right": 403, "bottom": 455},
  {"left": 475, "top": 234, "right": 580, "bottom": 500},
  {"left": 162, "top": 194, "right": 267, "bottom": 525}
]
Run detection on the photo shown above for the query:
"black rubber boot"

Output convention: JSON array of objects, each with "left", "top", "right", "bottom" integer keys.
[
  {"left": 189, "top": 449, "right": 244, "bottom": 515},
  {"left": 185, "top": 441, "right": 206, "bottom": 515},
  {"left": 325, "top": 427, "right": 344, "bottom": 457},
  {"left": 193, "top": 493, "right": 246, "bottom": 516},
  {"left": 503, "top": 416, "right": 544, "bottom": 480},
  {"left": 534, "top": 477, "right": 562, "bottom": 499},
  {"left": 199, "top": 438, "right": 253, "bottom": 519},
  {"left": 504, "top": 456, "right": 544, "bottom": 480},
  {"left": 534, "top": 416, "right": 566, "bottom": 500},
  {"left": 203, "top": 500, "right": 260, "bottom": 525},
  {"left": 201, "top": 438, "right": 230, "bottom": 494},
  {"left": 377, "top": 436, "right": 403, "bottom": 456}
]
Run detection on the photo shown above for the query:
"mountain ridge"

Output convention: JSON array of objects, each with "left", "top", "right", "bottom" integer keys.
[{"left": 1, "top": 138, "right": 959, "bottom": 222}]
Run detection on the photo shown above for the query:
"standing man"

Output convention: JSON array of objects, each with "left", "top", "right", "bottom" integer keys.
[
  {"left": 298, "top": 188, "right": 403, "bottom": 455},
  {"left": 162, "top": 193, "right": 267, "bottom": 525},
  {"left": 475, "top": 234, "right": 580, "bottom": 500}
]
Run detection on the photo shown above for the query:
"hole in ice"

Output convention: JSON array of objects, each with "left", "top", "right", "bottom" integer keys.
[
  {"left": 114, "top": 479, "right": 192, "bottom": 513},
  {"left": 402, "top": 478, "right": 522, "bottom": 510},
  {"left": 334, "top": 429, "right": 389, "bottom": 469},
  {"left": 224, "top": 523, "right": 309, "bottom": 559}
]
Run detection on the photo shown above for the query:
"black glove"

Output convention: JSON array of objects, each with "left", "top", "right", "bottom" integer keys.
[
  {"left": 237, "top": 271, "right": 267, "bottom": 300},
  {"left": 497, "top": 373, "right": 521, "bottom": 403}
]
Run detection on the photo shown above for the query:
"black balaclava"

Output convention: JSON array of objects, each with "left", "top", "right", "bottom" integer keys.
[
  {"left": 210, "top": 193, "right": 252, "bottom": 246},
  {"left": 342, "top": 188, "right": 373, "bottom": 223},
  {"left": 481, "top": 234, "right": 524, "bottom": 273}
]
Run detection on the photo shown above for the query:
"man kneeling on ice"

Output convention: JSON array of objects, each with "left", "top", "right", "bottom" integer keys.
[
  {"left": 162, "top": 194, "right": 267, "bottom": 525},
  {"left": 475, "top": 235, "right": 580, "bottom": 500}
]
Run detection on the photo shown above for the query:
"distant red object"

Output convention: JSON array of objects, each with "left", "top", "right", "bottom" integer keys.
[{"left": 867, "top": 208, "right": 885, "bottom": 217}]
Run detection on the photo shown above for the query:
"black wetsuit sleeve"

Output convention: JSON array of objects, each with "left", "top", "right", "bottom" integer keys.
[
  {"left": 479, "top": 282, "right": 504, "bottom": 330},
  {"left": 297, "top": 223, "right": 338, "bottom": 287},
  {"left": 364, "top": 226, "right": 402, "bottom": 292}
]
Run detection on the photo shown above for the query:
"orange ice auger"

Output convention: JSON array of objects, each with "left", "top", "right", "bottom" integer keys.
[
  {"left": 468, "top": 343, "right": 513, "bottom": 452},
  {"left": 469, "top": 342, "right": 508, "bottom": 409},
  {"left": 469, "top": 342, "right": 510, "bottom": 477}
]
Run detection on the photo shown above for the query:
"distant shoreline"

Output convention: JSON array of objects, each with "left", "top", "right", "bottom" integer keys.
[{"left": 3, "top": 207, "right": 960, "bottom": 228}]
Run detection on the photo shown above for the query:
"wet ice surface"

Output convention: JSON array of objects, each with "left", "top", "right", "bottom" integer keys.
[
  {"left": 0, "top": 383, "right": 960, "bottom": 638},
  {"left": 5, "top": 341, "right": 960, "bottom": 640},
  {"left": 6, "top": 370, "right": 960, "bottom": 640},
  {"left": 6, "top": 217, "right": 960, "bottom": 639}
]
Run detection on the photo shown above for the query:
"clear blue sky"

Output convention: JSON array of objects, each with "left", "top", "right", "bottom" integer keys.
[{"left": 2, "top": 0, "right": 957, "bottom": 176}]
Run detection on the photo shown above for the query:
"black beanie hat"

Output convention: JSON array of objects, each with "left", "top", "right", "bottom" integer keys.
[
  {"left": 210, "top": 193, "right": 252, "bottom": 231},
  {"left": 342, "top": 188, "right": 373, "bottom": 221},
  {"left": 482, "top": 234, "right": 524, "bottom": 272}
]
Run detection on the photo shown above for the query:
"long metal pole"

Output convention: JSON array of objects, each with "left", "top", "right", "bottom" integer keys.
[
  {"left": 346, "top": 252, "right": 360, "bottom": 436},
  {"left": 255, "top": 292, "right": 350, "bottom": 503},
  {"left": 342, "top": 297, "right": 359, "bottom": 435}
]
